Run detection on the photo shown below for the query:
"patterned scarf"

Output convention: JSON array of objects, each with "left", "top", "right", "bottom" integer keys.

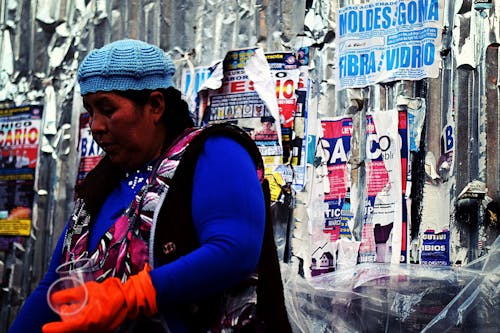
[{"left": 61, "top": 128, "right": 203, "bottom": 282}]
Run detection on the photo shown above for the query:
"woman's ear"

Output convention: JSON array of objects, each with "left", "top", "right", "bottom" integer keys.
[{"left": 147, "top": 91, "right": 166, "bottom": 122}]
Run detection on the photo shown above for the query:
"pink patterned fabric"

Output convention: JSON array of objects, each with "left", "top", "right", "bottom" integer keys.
[{"left": 61, "top": 128, "right": 203, "bottom": 282}]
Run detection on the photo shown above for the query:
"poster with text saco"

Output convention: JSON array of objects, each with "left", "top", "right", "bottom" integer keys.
[
  {"left": 335, "top": 0, "right": 443, "bottom": 90},
  {"left": 318, "top": 117, "right": 353, "bottom": 239},
  {"left": 361, "top": 110, "right": 409, "bottom": 265},
  {"left": 359, "top": 114, "right": 390, "bottom": 263},
  {"left": 0, "top": 105, "right": 43, "bottom": 241}
]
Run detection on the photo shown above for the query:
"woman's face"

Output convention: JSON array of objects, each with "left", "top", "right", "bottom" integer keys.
[
  {"left": 262, "top": 121, "right": 273, "bottom": 130},
  {"left": 83, "top": 91, "right": 165, "bottom": 171}
]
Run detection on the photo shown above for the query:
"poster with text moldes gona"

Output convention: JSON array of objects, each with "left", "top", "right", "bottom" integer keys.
[
  {"left": 335, "top": 0, "right": 444, "bottom": 90},
  {"left": 0, "top": 105, "right": 43, "bottom": 240}
]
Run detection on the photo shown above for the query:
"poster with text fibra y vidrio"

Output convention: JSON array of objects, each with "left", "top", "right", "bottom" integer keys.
[{"left": 335, "top": 0, "right": 443, "bottom": 90}]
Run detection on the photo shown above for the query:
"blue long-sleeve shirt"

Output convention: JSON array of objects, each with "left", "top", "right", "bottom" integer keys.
[{"left": 8, "top": 136, "right": 265, "bottom": 333}]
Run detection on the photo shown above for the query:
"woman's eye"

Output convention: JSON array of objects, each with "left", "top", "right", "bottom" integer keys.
[{"left": 101, "top": 107, "right": 116, "bottom": 116}]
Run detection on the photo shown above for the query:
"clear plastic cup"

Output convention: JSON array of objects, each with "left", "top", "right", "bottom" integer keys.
[
  {"left": 47, "top": 276, "right": 88, "bottom": 320},
  {"left": 48, "top": 258, "right": 98, "bottom": 319},
  {"left": 55, "top": 258, "right": 97, "bottom": 282}
]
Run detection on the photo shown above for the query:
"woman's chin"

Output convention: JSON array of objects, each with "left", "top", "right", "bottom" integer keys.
[
  {"left": 112, "top": 157, "right": 143, "bottom": 171},
  {"left": 107, "top": 154, "right": 126, "bottom": 167}
]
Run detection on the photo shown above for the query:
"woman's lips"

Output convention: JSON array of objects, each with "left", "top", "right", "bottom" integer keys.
[{"left": 99, "top": 142, "right": 114, "bottom": 152}]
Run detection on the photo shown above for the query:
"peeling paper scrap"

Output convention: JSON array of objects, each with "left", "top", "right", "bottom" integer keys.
[
  {"left": 372, "top": 109, "right": 403, "bottom": 264},
  {"left": 43, "top": 84, "right": 58, "bottom": 136},
  {"left": 246, "top": 48, "right": 282, "bottom": 145},
  {"left": 0, "top": 29, "right": 14, "bottom": 75}
]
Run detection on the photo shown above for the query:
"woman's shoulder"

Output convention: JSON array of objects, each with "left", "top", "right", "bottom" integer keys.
[{"left": 195, "top": 123, "right": 263, "bottom": 166}]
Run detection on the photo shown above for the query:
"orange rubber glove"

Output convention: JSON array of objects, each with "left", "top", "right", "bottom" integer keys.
[{"left": 42, "top": 264, "right": 157, "bottom": 333}]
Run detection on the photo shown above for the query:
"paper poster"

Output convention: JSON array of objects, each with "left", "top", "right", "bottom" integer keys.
[
  {"left": 420, "top": 229, "right": 450, "bottom": 265},
  {"left": 199, "top": 48, "right": 282, "bottom": 176},
  {"left": 359, "top": 114, "right": 390, "bottom": 263},
  {"left": 265, "top": 52, "right": 299, "bottom": 166},
  {"left": 372, "top": 109, "right": 403, "bottom": 264},
  {"left": 76, "top": 112, "right": 103, "bottom": 184},
  {"left": 335, "top": 0, "right": 443, "bottom": 90},
  {"left": 0, "top": 105, "right": 43, "bottom": 239},
  {"left": 399, "top": 109, "right": 410, "bottom": 263},
  {"left": 438, "top": 123, "right": 454, "bottom": 179},
  {"left": 407, "top": 99, "right": 426, "bottom": 152},
  {"left": 318, "top": 117, "right": 353, "bottom": 238},
  {"left": 360, "top": 110, "right": 409, "bottom": 264},
  {"left": 291, "top": 47, "right": 311, "bottom": 191},
  {"left": 181, "top": 65, "right": 213, "bottom": 123}
]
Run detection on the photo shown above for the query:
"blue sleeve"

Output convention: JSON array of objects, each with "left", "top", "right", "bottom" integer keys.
[
  {"left": 150, "top": 135, "right": 265, "bottom": 308},
  {"left": 8, "top": 230, "right": 65, "bottom": 333}
]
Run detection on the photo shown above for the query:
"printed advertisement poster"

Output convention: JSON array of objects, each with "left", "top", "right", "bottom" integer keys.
[
  {"left": 199, "top": 48, "right": 283, "bottom": 176},
  {"left": 359, "top": 114, "right": 390, "bottom": 263},
  {"left": 360, "top": 110, "right": 409, "bottom": 264},
  {"left": 421, "top": 229, "right": 450, "bottom": 265},
  {"left": 265, "top": 51, "right": 300, "bottom": 167},
  {"left": 290, "top": 47, "right": 311, "bottom": 191},
  {"left": 0, "top": 105, "right": 43, "bottom": 239},
  {"left": 199, "top": 48, "right": 312, "bottom": 202},
  {"left": 335, "top": 0, "right": 443, "bottom": 90},
  {"left": 372, "top": 109, "right": 402, "bottom": 227},
  {"left": 77, "top": 112, "right": 103, "bottom": 184},
  {"left": 399, "top": 109, "right": 410, "bottom": 263},
  {"left": 318, "top": 117, "right": 353, "bottom": 239},
  {"left": 439, "top": 122, "right": 454, "bottom": 179},
  {"left": 195, "top": 48, "right": 309, "bottom": 196},
  {"left": 181, "top": 65, "right": 212, "bottom": 123},
  {"left": 372, "top": 109, "right": 403, "bottom": 264}
]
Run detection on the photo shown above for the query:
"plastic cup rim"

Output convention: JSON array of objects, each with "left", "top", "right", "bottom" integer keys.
[
  {"left": 55, "top": 258, "right": 94, "bottom": 275},
  {"left": 47, "top": 276, "right": 88, "bottom": 317}
]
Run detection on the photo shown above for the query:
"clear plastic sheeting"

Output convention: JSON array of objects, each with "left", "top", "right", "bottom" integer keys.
[{"left": 282, "top": 235, "right": 500, "bottom": 333}]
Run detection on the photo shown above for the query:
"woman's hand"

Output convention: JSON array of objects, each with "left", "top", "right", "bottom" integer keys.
[{"left": 42, "top": 264, "right": 157, "bottom": 333}]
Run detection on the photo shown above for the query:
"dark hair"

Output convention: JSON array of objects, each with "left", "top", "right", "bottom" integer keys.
[
  {"left": 75, "top": 87, "right": 195, "bottom": 216},
  {"left": 116, "top": 87, "right": 195, "bottom": 146},
  {"left": 261, "top": 116, "right": 275, "bottom": 124}
]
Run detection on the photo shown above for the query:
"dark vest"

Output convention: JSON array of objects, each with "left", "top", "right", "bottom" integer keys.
[
  {"left": 76, "top": 123, "right": 291, "bottom": 333},
  {"left": 154, "top": 123, "right": 291, "bottom": 332}
]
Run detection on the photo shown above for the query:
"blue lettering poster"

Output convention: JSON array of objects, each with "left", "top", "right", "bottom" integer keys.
[
  {"left": 335, "top": 0, "right": 443, "bottom": 90},
  {"left": 421, "top": 229, "right": 450, "bottom": 265}
]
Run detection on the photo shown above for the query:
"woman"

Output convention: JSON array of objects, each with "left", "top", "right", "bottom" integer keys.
[{"left": 8, "top": 39, "right": 290, "bottom": 332}]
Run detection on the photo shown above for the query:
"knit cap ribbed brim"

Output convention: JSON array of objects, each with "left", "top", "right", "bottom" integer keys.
[{"left": 77, "top": 39, "right": 176, "bottom": 95}]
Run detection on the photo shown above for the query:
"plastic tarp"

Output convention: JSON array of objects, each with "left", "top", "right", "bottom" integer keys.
[{"left": 283, "top": 236, "right": 500, "bottom": 332}]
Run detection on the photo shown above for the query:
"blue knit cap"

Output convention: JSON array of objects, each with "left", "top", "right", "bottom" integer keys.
[{"left": 77, "top": 39, "right": 176, "bottom": 95}]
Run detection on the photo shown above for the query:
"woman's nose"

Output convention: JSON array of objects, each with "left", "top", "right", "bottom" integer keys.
[{"left": 89, "top": 113, "right": 106, "bottom": 134}]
